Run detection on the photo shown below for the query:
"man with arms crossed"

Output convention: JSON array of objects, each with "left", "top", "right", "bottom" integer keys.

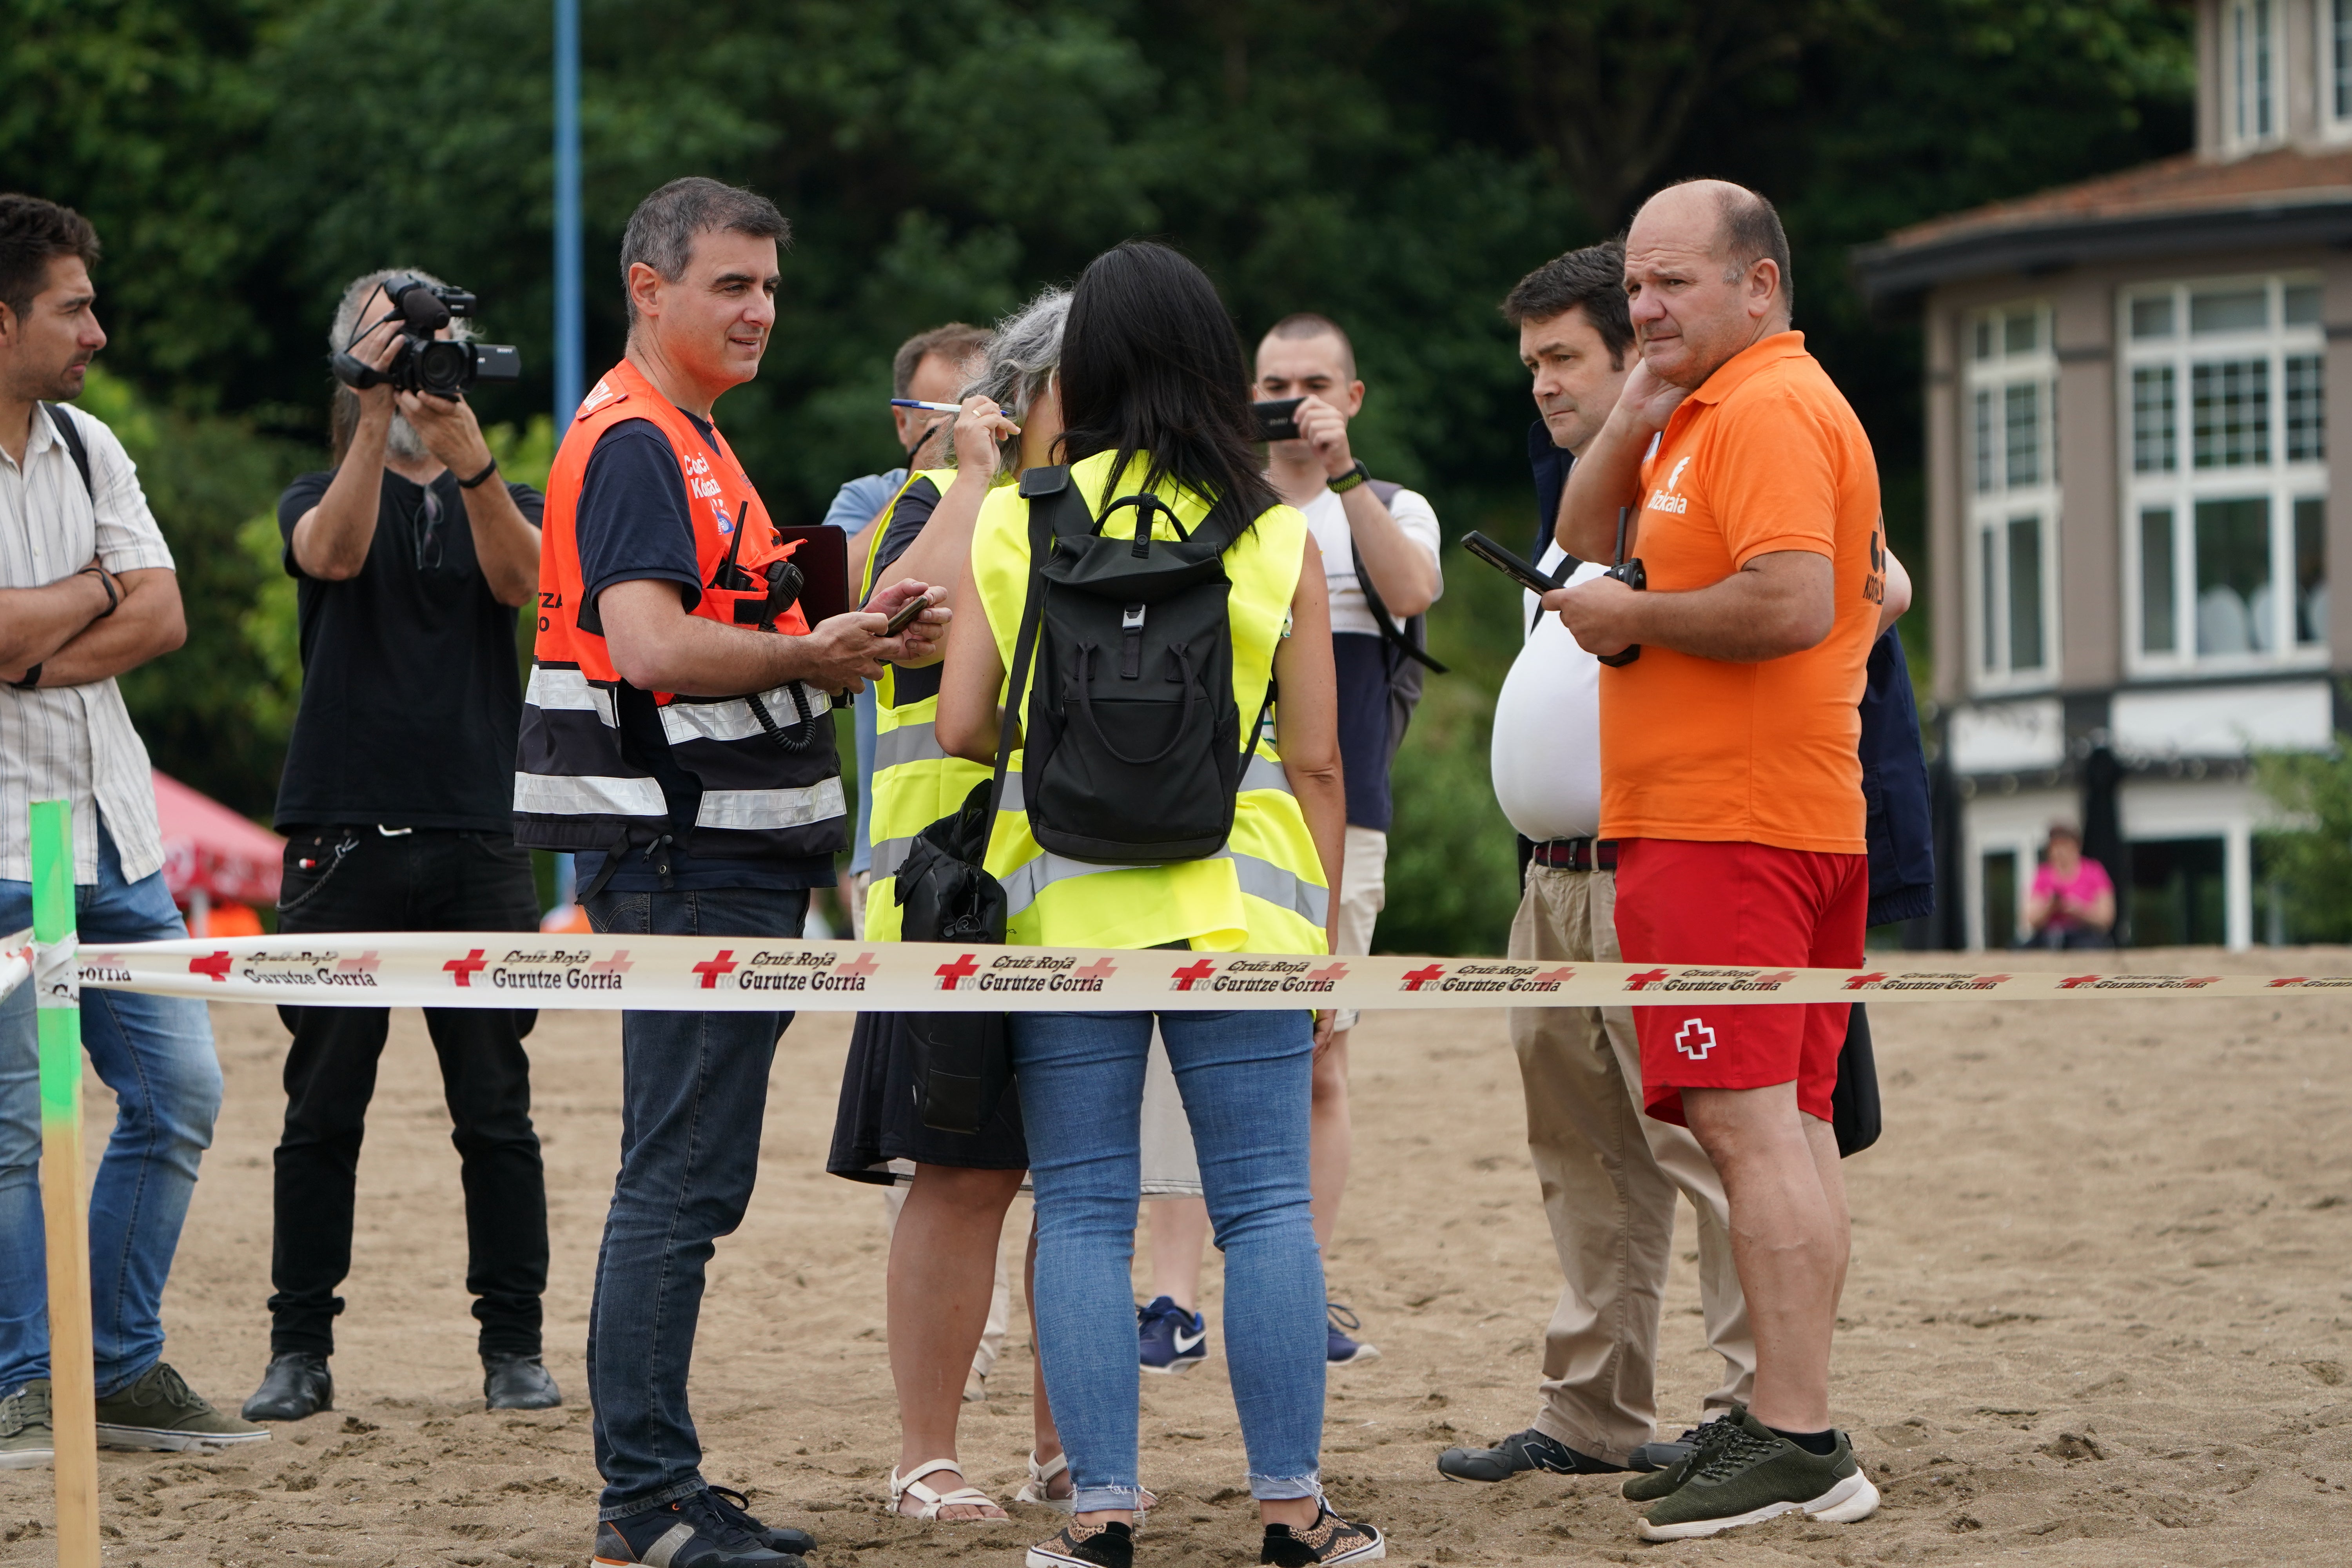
[
  {"left": 515, "top": 177, "right": 944, "bottom": 1568},
  {"left": 1436, "top": 241, "right": 1754, "bottom": 1488},
  {"left": 1550, "top": 180, "right": 1881, "bottom": 1540},
  {"left": 0, "top": 194, "right": 264, "bottom": 1466}
]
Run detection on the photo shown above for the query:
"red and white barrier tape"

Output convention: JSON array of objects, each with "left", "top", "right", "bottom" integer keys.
[{"left": 8, "top": 931, "right": 2342, "bottom": 1011}]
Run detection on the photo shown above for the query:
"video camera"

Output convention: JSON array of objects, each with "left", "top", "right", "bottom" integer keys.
[{"left": 331, "top": 274, "right": 520, "bottom": 398}]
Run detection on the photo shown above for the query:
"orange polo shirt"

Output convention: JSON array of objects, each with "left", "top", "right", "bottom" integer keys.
[{"left": 1597, "top": 331, "right": 1882, "bottom": 855}]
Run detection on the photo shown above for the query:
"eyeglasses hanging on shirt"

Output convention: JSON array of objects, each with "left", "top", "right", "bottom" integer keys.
[{"left": 413, "top": 482, "right": 448, "bottom": 574}]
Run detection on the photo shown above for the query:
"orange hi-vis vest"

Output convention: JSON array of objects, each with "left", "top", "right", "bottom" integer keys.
[{"left": 513, "top": 357, "right": 846, "bottom": 869}]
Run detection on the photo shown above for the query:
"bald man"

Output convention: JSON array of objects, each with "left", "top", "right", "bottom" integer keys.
[{"left": 1547, "top": 179, "right": 1883, "bottom": 1541}]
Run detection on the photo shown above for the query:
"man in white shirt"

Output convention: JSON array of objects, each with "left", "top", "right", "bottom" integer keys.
[
  {"left": 0, "top": 193, "right": 264, "bottom": 1466},
  {"left": 1436, "top": 242, "right": 1753, "bottom": 1486},
  {"left": 1134, "top": 313, "right": 1443, "bottom": 1370}
]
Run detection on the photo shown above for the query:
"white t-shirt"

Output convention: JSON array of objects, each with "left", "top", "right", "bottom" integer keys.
[
  {"left": 1490, "top": 546, "right": 1604, "bottom": 843},
  {"left": 1296, "top": 484, "right": 1443, "bottom": 636}
]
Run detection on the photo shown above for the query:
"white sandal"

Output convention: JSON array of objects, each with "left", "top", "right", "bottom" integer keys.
[
  {"left": 889, "top": 1458, "right": 1008, "bottom": 1522},
  {"left": 1014, "top": 1451, "right": 1153, "bottom": 1519},
  {"left": 1014, "top": 1450, "right": 1073, "bottom": 1513}
]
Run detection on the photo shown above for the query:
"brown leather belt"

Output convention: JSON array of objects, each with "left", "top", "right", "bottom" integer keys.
[{"left": 1530, "top": 837, "right": 1617, "bottom": 872}]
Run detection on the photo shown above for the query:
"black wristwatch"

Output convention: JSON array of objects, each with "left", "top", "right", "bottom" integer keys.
[{"left": 1328, "top": 459, "right": 1370, "bottom": 495}]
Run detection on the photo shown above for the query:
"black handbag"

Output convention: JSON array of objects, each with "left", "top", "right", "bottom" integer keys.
[{"left": 893, "top": 501, "right": 1053, "bottom": 1133}]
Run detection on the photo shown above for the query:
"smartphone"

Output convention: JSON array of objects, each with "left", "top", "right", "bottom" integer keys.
[
  {"left": 882, "top": 593, "right": 933, "bottom": 636},
  {"left": 1252, "top": 397, "right": 1305, "bottom": 442},
  {"left": 1461, "top": 531, "right": 1566, "bottom": 595}
]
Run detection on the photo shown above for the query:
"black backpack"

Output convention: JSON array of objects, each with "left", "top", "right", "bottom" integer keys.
[
  {"left": 1009, "top": 464, "right": 1261, "bottom": 863},
  {"left": 1354, "top": 478, "right": 1446, "bottom": 767}
]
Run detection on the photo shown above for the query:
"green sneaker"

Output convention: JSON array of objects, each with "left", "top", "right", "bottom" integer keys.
[
  {"left": 94, "top": 1363, "right": 270, "bottom": 1452},
  {"left": 1621, "top": 1410, "right": 1740, "bottom": 1503},
  {"left": 0, "top": 1380, "right": 55, "bottom": 1469},
  {"left": 1635, "top": 1410, "right": 1877, "bottom": 1541}
]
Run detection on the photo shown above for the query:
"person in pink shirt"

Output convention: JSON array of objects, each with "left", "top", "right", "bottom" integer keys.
[{"left": 2023, "top": 823, "right": 2115, "bottom": 949}]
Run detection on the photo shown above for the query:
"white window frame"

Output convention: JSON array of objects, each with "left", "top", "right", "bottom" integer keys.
[
  {"left": 2226, "top": 0, "right": 2283, "bottom": 153},
  {"left": 2119, "top": 272, "right": 2329, "bottom": 681},
  {"left": 1963, "top": 301, "right": 2061, "bottom": 694},
  {"left": 2321, "top": 0, "right": 2352, "bottom": 140}
]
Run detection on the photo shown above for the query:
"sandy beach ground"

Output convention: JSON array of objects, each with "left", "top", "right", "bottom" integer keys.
[{"left": 5, "top": 946, "right": 2351, "bottom": 1567}]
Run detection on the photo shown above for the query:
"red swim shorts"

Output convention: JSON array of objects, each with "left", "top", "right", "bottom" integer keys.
[{"left": 1612, "top": 838, "right": 1867, "bottom": 1127}]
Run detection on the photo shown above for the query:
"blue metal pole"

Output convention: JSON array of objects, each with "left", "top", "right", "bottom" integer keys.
[{"left": 554, "top": 0, "right": 582, "bottom": 426}]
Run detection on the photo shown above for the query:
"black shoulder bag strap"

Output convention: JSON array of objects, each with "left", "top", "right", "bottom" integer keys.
[
  {"left": 993, "top": 466, "right": 1077, "bottom": 816},
  {"left": 1347, "top": 478, "right": 1446, "bottom": 675},
  {"left": 43, "top": 404, "right": 94, "bottom": 499}
]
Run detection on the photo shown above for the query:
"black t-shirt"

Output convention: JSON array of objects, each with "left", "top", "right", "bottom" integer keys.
[
  {"left": 570, "top": 415, "right": 835, "bottom": 893},
  {"left": 273, "top": 467, "right": 543, "bottom": 833}
]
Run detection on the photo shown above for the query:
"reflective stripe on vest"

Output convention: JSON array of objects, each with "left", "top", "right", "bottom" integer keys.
[
  {"left": 514, "top": 359, "right": 844, "bottom": 862},
  {"left": 968, "top": 451, "right": 1330, "bottom": 955},
  {"left": 860, "top": 470, "right": 992, "bottom": 942}
]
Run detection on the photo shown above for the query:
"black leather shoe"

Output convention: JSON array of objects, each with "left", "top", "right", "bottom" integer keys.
[
  {"left": 241, "top": 1353, "right": 332, "bottom": 1422},
  {"left": 707, "top": 1486, "right": 817, "bottom": 1557},
  {"left": 482, "top": 1354, "right": 561, "bottom": 1411},
  {"left": 1437, "top": 1427, "right": 1627, "bottom": 1482}
]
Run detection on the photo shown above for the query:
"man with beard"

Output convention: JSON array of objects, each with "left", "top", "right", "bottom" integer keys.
[{"left": 241, "top": 268, "right": 555, "bottom": 1423}]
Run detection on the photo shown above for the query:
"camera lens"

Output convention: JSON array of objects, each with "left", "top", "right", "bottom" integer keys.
[{"left": 414, "top": 339, "right": 472, "bottom": 396}]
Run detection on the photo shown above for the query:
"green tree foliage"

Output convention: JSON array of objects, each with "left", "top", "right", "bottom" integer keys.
[
  {"left": 4, "top": 0, "right": 2194, "bottom": 948},
  {"left": 2255, "top": 740, "right": 2352, "bottom": 943}
]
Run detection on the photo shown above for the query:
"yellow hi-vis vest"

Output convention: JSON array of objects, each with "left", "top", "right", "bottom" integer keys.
[
  {"left": 969, "top": 450, "right": 1329, "bottom": 954},
  {"left": 860, "top": 468, "right": 989, "bottom": 941}
]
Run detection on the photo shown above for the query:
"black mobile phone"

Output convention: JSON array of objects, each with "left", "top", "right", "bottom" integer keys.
[
  {"left": 1461, "top": 530, "right": 1566, "bottom": 595},
  {"left": 882, "top": 593, "right": 933, "bottom": 636},
  {"left": 1252, "top": 397, "right": 1305, "bottom": 442}
]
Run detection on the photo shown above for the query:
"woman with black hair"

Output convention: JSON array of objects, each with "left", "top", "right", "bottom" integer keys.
[{"left": 936, "top": 241, "right": 1383, "bottom": 1568}]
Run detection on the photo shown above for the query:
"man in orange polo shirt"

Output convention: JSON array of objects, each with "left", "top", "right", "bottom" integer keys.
[{"left": 1547, "top": 178, "right": 1882, "bottom": 1541}]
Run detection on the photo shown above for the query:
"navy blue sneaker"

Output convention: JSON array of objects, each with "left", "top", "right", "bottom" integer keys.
[
  {"left": 592, "top": 1489, "right": 801, "bottom": 1567},
  {"left": 1137, "top": 1295, "right": 1208, "bottom": 1375},
  {"left": 1327, "top": 1303, "right": 1379, "bottom": 1366}
]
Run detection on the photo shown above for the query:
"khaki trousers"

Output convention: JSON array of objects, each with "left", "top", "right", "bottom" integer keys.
[{"left": 1508, "top": 864, "right": 1755, "bottom": 1465}]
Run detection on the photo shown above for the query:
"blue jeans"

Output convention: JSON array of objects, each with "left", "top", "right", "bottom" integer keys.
[
  {"left": 0, "top": 825, "right": 221, "bottom": 1397},
  {"left": 583, "top": 885, "right": 808, "bottom": 1520},
  {"left": 1012, "top": 1009, "right": 1325, "bottom": 1513}
]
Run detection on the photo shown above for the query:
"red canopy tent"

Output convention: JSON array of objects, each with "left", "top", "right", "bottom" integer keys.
[{"left": 152, "top": 769, "right": 281, "bottom": 934}]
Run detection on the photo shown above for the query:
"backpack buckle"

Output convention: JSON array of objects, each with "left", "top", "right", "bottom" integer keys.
[{"left": 1121, "top": 604, "right": 1146, "bottom": 679}]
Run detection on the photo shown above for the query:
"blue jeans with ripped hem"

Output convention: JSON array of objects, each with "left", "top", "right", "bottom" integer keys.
[
  {"left": 0, "top": 824, "right": 221, "bottom": 1399},
  {"left": 582, "top": 885, "right": 807, "bottom": 1521},
  {"left": 1011, "top": 1008, "right": 1325, "bottom": 1514}
]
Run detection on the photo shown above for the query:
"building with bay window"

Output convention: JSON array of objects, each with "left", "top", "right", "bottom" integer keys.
[{"left": 1855, "top": 0, "right": 2352, "bottom": 950}]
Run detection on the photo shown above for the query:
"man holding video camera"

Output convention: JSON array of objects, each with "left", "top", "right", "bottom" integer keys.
[{"left": 242, "top": 267, "right": 555, "bottom": 1424}]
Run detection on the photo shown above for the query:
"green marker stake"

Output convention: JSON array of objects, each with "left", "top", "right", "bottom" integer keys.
[{"left": 31, "top": 800, "right": 102, "bottom": 1568}]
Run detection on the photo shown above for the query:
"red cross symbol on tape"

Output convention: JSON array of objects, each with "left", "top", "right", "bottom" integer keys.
[
  {"left": 336, "top": 951, "right": 379, "bottom": 974},
  {"left": 1674, "top": 1018, "right": 1717, "bottom": 1060},
  {"left": 444, "top": 949, "right": 488, "bottom": 986},
  {"left": 834, "top": 952, "right": 880, "bottom": 978},
  {"left": 2270, "top": 976, "right": 2310, "bottom": 988},
  {"left": 2058, "top": 975, "right": 2102, "bottom": 989},
  {"left": 188, "top": 951, "right": 234, "bottom": 982},
  {"left": 693, "top": 950, "right": 739, "bottom": 989},
  {"left": 936, "top": 954, "right": 981, "bottom": 990},
  {"left": 1400, "top": 964, "right": 1446, "bottom": 991},
  {"left": 1755, "top": 970, "right": 1796, "bottom": 985},
  {"left": 1531, "top": 965, "right": 1575, "bottom": 984},
  {"left": 1843, "top": 972, "right": 1886, "bottom": 990},
  {"left": 1169, "top": 959, "right": 1219, "bottom": 991},
  {"left": 588, "top": 951, "right": 633, "bottom": 975},
  {"left": 1073, "top": 957, "right": 1118, "bottom": 980},
  {"left": 1307, "top": 962, "right": 1348, "bottom": 984},
  {"left": 1623, "top": 967, "right": 1670, "bottom": 991}
]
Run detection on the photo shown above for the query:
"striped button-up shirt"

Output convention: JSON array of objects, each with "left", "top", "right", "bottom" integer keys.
[{"left": 0, "top": 402, "right": 174, "bottom": 886}]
